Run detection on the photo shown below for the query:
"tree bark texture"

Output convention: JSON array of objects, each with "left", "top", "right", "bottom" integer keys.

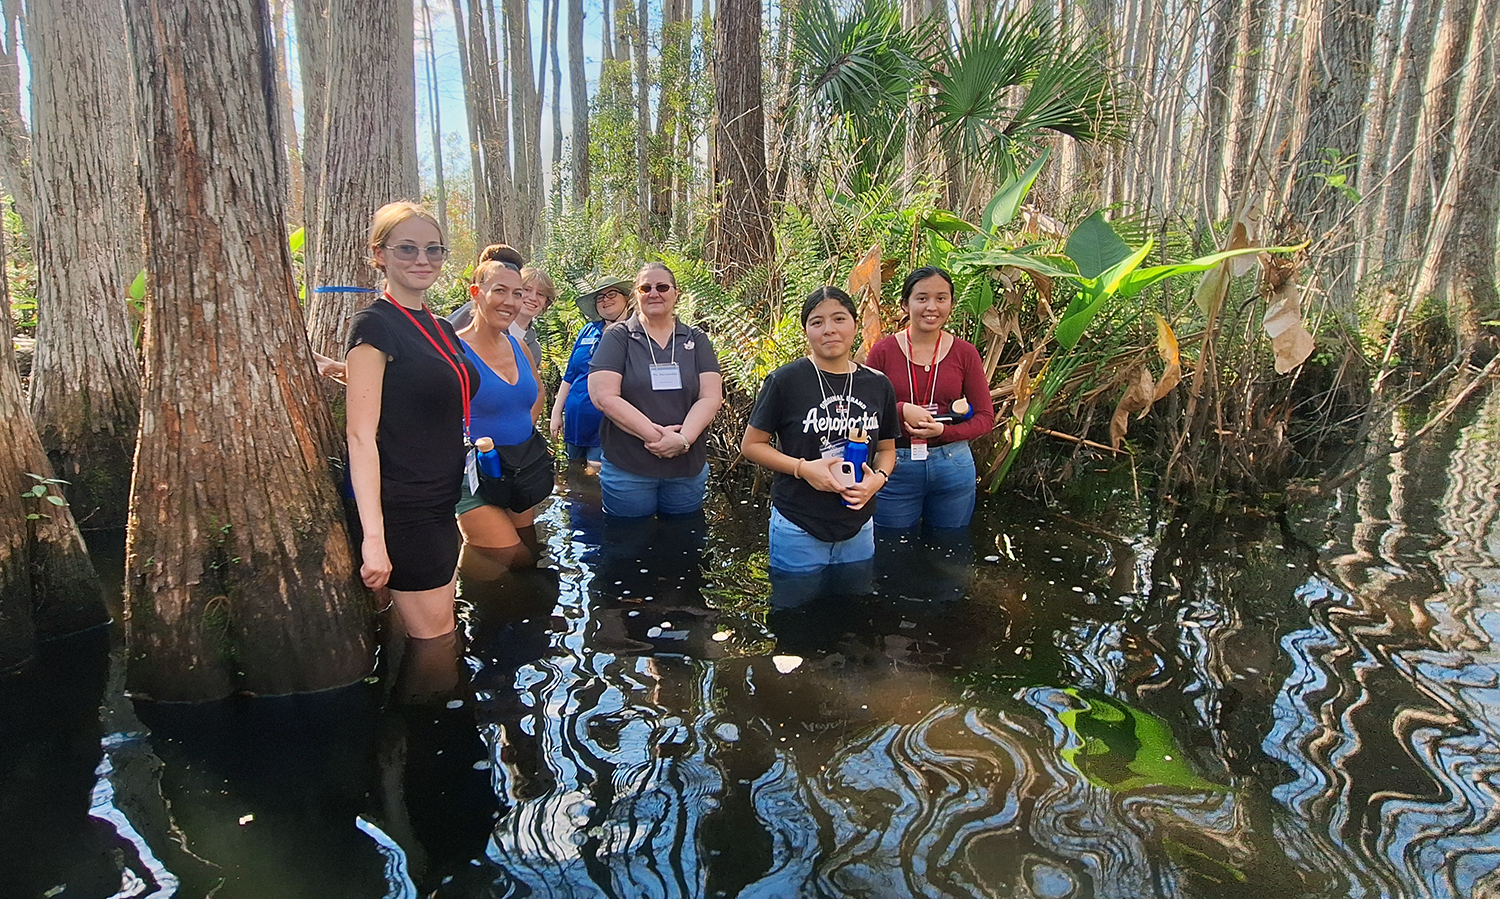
[
  {"left": 26, "top": 0, "right": 143, "bottom": 532},
  {"left": 504, "top": 0, "right": 542, "bottom": 249},
  {"left": 567, "top": 0, "right": 589, "bottom": 206},
  {"left": 709, "top": 0, "right": 772, "bottom": 284},
  {"left": 293, "top": 0, "right": 329, "bottom": 293},
  {"left": 0, "top": 0, "right": 33, "bottom": 239},
  {"left": 0, "top": 245, "right": 106, "bottom": 672},
  {"left": 306, "top": 0, "right": 420, "bottom": 360},
  {"left": 123, "top": 0, "right": 374, "bottom": 701},
  {"left": 1411, "top": 0, "right": 1499, "bottom": 342}
]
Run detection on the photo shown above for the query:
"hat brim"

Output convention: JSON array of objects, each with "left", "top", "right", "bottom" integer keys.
[{"left": 575, "top": 280, "right": 632, "bottom": 322}]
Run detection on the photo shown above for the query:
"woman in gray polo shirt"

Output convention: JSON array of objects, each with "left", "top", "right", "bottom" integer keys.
[{"left": 587, "top": 262, "right": 723, "bottom": 517}]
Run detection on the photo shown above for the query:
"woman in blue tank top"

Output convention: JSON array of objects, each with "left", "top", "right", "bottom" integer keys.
[{"left": 455, "top": 257, "right": 547, "bottom": 571}]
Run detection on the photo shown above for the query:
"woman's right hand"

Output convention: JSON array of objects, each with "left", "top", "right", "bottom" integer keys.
[
  {"left": 800, "top": 456, "right": 848, "bottom": 494},
  {"left": 549, "top": 411, "right": 564, "bottom": 439},
  {"left": 360, "top": 536, "right": 392, "bottom": 590}
]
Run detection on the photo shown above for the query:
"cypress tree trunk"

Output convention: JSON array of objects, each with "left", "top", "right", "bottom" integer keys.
[
  {"left": 305, "top": 0, "right": 419, "bottom": 359},
  {"left": 0, "top": 247, "right": 105, "bottom": 672},
  {"left": 567, "top": 0, "right": 589, "bottom": 206},
  {"left": 122, "top": 0, "right": 374, "bottom": 701},
  {"left": 26, "top": 0, "right": 142, "bottom": 531},
  {"left": 0, "top": 0, "right": 32, "bottom": 240},
  {"left": 709, "top": 0, "right": 772, "bottom": 284}
]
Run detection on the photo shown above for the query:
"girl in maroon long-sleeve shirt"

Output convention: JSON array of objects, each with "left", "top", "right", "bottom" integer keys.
[{"left": 864, "top": 267, "right": 995, "bottom": 529}]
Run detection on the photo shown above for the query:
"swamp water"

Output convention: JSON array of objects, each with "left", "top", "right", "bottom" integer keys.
[{"left": 4, "top": 397, "right": 1500, "bottom": 899}]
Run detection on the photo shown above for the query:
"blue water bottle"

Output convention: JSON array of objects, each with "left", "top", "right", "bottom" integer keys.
[
  {"left": 474, "top": 436, "right": 503, "bottom": 478},
  {"left": 842, "top": 427, "right": 869, "bottom": 483}
]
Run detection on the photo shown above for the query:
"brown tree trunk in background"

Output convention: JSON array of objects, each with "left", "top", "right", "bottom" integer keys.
[
  {"left": 1398, "top": 0, "right": 1478, "bottom": 267},
  {"left": 271, "top": 0, "right": 304, "bottom": 227},
  {"left": 601, "top": 0, "right": 614, "bottom": 62},
  {"left": 306, "top": 0, "right": 420, "bottom": 359},
  {"left": 650, "top": 0, "right": 687, "bottom": 232},
  {"left": 26, "top": 0, "right": 142, "bottom": 531},
  {"left": 504, "top": 0, "right": 541, "bottom": 249},
  {"left": 453, "top": 0, "right": 491, "bottom": 238},
  {"left": 1222, "top": 0, "right": 1265, "bottom": 202},
  {"left": 0, "top": 0, "right": 33, "bottom": 239},
  {"left": 0, "top": 250, "right": 106, "bottom": 672},
  {"left": 122, "top": 0, "right": 374, "bottom": 701},
  {"left": 1202, "top": 0, "right": 1241, "bottom": 222},
  {"left": 709, "top": 0, "right": 772, "bottom": 283},
  {"left": 1286, "top": 0, "right": 1378, "bottom": 316},
  {"left": 420, "top": 0, "right": 448, "bottom": 234},
  {"left": 568, "top": 0, "right": 590, "bottom": 206},
  {"left": 632, "top": 0, "right": 652, "bottom": 242},
  {"left": 550, "top": 0, "right": 563, "bottom": 205},
  {"left": 1411, "top": 0, "right": 1499, "bottom": 343},
  {"left": 294, "top": 0, "right": 330, "bottom": 292}
]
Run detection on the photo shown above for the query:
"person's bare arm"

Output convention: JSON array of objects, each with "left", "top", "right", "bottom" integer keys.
[
  {"left": 741, "top": 425, "right": 845, "bottom": 493},
  {"left": 549, "top": 379, "right": 571, "bottom": 439},
  {"left": 346, "top": 344, "right": 390, "bottom": 589},
  {"left": 588, "top": 369, "right": 665, "bottom": 444}
]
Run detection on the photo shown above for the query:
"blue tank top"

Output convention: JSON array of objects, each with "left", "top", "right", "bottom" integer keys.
[{"left": 461, "top": 333, "right": 538, "bottom": 447}]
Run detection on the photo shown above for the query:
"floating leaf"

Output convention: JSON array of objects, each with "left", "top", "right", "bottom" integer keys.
[{"left": 1262, "top": 276, "right": 1315, "bottom": 373}]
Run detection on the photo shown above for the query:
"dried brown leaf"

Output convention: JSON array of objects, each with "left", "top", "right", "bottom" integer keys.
[
  {"left": 1262, "top": 276, "right": 1314, "bottom": 374},
  {"left": 1152, "top": 314, "right": 1182, "bottom": 399},
  {"left": 1110, "top": 365, "right": 1156, "bottom": 450},
  {"left": 847, "top": 245, "right": 884, "bottom": 362}
]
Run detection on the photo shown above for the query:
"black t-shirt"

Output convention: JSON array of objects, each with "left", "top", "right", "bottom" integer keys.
[
  {"left": 589, "top": 316, "right": 720, "bottom": 479},
  {"left": 748, "top": 358, "right": 899, "bottom": 543},
  {"left": 347, "top": 299, "right": 480, "bottom": 510}
]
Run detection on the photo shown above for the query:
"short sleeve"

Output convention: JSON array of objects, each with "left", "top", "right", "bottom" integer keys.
[
  {"left": 347, "top": 306, "right": 399, "bottom": 359},
  {"left": 692, "top": 327, "right": 720, "bottom": 374},
  {"left": 747, "top": 368, "right": 784, "bottom": 434},
  {"left": 876, "top": 376, "right": 900, "bottom": 441},
  {"left": 589, "top": 323, "right": 630, "bottom": 375},
  {"left": 561, "top": 326, "right": 593, "bottom": 384}
]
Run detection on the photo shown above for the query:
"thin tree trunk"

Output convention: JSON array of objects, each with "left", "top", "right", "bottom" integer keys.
[
  {"left": 420, "top": 0, "right": 447, "bottom": 235},
  {"left": 0, "top": 0, "right": 32, "bottom": 239},
  {"left": 709, "top": 0, "right": 772, "bottom": 283},
  {"left": 26, "top": 0, "right": 142, "bottom": 530},
  {"left": 1202, "top": 0, "right": 1241, "bottom": 222},
  {"left": 271, "top": 0, "right": 303, "bottom": 226},
  {"left": 1373, "top": 0, "right": 1440, "bottom": 274},
  {"left": 568, "top": 0, "right": 589, "bottom": 206},
  {"left": 306, "top": 0, "right": 421, "bottom": 359},
  {"left": 1222, "top": 0, "right": 1265, "bottom": 208},
  {"left": 294, "top": 0, "right": 330, "bottom": 295},
  {"left": 452, "top": 0, "right": 490, "bottom": 238},
  {"left": 0, "top": 244, "right": 105, "bottom": 672},
  {"left": 632, "top": 0, "right": 652, "bottom": 241},
  {"left": 602, "top": 0, "right": 613, "bottom": 62},
  {"left": 550, "top": 0, "right": 563, "bottom": 208},
  {"left": 123, "top": 0, "right": 373, "bottom": 701},
  {"left": 504, "top": 0, "right": 538, "bottom": 247}
]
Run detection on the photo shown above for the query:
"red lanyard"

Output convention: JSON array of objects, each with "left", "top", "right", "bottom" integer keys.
[
  {"left": 383, "top": 294, "right": 472, "bottom": 434},
  {"left": 904, "top": 327, "right": 941, "bottom": 407}
]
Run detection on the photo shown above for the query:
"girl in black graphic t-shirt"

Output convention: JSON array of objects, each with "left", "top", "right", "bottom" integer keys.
[
  {"left": 742, "top": 287, "right": 898, "bottom": 573},
  {"left": 346, "top": 202, "right": 478, "bottom": 638}
]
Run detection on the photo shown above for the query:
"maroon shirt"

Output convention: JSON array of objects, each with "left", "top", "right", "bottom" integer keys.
[{"left": 865, "top": 333, "right": 996, "bottom": 447}]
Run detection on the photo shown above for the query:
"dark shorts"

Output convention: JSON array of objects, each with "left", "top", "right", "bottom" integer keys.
[{"left": 383, "top": 505, "right": 461, "bottom": 592}]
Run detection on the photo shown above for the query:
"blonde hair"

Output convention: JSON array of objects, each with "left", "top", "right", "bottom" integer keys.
[
  {"left": 471, "top": 243, "right": 524, "bottom": 287},
  {"left": 368, "top": 201, "right": 442, "bottom": 271},
  {"left": 521, "top": 266, "right": 557, "bottom": 303}
]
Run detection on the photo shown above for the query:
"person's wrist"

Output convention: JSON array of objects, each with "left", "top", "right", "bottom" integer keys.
[{"left": 793, "top": 459, "right": 803, "bottom": 480}]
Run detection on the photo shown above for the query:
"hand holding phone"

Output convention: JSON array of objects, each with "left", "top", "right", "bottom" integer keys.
[{"left": 832, "top": 460, "right": 858, "bottom": 488}]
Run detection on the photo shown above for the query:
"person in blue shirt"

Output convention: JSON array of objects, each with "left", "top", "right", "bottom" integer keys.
[{"left": 549, "top": 276, "right": 632, "bottom": 474}]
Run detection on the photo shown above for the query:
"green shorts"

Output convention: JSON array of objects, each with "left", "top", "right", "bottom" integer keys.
[{"left": 455, "top": 477, "right": 489, "bottom": 516}]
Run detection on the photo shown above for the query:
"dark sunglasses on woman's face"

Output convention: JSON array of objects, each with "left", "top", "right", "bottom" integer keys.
[
  {"left": 636, "top": 282, "right": 674, "bottom": 294},
  {"left": 383, "top": 243, "right": 451, "bottom": 262}
]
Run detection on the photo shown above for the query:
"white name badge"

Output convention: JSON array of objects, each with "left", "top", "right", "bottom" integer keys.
[
  {"left": 649, "top": 362, "right": 682, "bottom": 391},
  {"left": 465, "top": 447, "right": 479, "bottom": 493},
  {"left": 911, "top": 439, "right": 929, "bottom": 461}
]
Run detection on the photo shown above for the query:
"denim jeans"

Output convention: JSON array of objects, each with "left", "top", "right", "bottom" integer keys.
[
  {"left": 873, "top": 440, "right": 977, "bottom": 530},
  {"left": 599, "top": 459, "right": 709, "bottom": 517},
  {"left": 768, "top": 506, "right": 875, "bottom": 574},
  {"left": 566, "top": 442, "right": 603, "bottom": 464}
]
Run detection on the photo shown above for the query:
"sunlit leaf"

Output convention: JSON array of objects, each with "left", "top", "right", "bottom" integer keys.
[
  {"left": 846, "top": 244, "right": 885, "bottom": 360},
  {"left": 1192, "top": 262, "right": 1232, "bottom": 318},
  {"left": 982, "top": 148, "right": 1051, "bottom": 233},
  {"left": 948, "top": 249, "right": 1078, "bottom": 281},
  {"left": 922, "top": 210, "right": 979, "bottom": 234},
  {"left": 1066, "top": 211, "right": 1132, "bottom": 280},
  {"left": 1153, "top": 314, "right": 1182, "bottom": 400},
  {"left": 1054, "top": 241, "right": 1153, "bottom": 349},
  {"left": 128, "top": 269, "right": 147, "bottom": 302}
]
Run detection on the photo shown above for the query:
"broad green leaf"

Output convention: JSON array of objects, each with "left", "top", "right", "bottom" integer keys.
[
  {"left": 128, "top": 269, "right": 147, "bottom": 302},
  {"left": 1054, "top": 241, "right": 1153, "bottom": 349},
  {"left": 1117, "top": 245, "right": 1282, "bottom": 299},
  {"left": 921, "top": 210, "right": 979, "bottom": 234},
  {"left": 288, "top": 226, "right": 306, "bottom": 254},
  {"left": 1066, "top": 211, "right": 1132, "bottom": 280},
  {"left": 948, "top": 249, "right": 1079, "bottom": 281},
  {"left": 982, "top": 147, "right": 1050, "bottom": 233}
]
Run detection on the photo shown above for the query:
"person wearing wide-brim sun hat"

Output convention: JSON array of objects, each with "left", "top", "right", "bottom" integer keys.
[{"left": 549, "top": 276, "right": 634, "bottom": 472}]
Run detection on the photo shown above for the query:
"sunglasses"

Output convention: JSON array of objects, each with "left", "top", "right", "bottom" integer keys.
[
  {"left": 636, "top": 282, "right": 674, "bottom": 294},
  {"left": 383, "top": 243, "right": 451, "bottom": 262}
]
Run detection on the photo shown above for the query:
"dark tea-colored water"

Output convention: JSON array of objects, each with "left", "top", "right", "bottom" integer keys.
[{"left": 4, "top": 395, "right": 1500, "bottom": 898}]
